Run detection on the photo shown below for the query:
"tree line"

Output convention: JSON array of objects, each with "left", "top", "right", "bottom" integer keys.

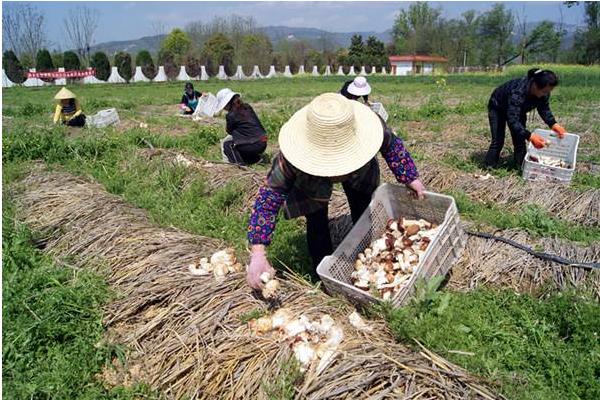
[{"left": 3, "top": 2, "right": 599, "bottom": 84}]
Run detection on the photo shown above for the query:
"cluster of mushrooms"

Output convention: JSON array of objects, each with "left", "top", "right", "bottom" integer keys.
[
  {"left": 188, "top": 248, "right": 243, "bottom": 277},
  {"left": 351, "top": 217, "right": 439, "bottom": 300},
  {"left": 529, "top": 154, "right": 571, "bottom": 169}
]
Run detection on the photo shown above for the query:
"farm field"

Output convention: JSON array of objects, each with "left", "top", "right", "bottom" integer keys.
[{"left": 3, "top": 65, "right": 600, "bottom": 399}]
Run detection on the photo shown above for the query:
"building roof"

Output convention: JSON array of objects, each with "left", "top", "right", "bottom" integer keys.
[{"left": 389, "top": 55, "right": 448, "bottom": 63}]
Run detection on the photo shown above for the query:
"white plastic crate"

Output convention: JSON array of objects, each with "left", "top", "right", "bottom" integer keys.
[
  {"left": 193, "top": 93, "right": 219, "bottom": 117},
  {"left": 317, "top": 183, "right": 465, "bottom": 309},
  {"left": 370, "top": 102, "right": 388, "bottom": 122},
  {"left": 87, "top": 108, "right": 120, "bottom": 128},
  {"left": 522, "top": 129, "right": 579, "bottom": 183}
]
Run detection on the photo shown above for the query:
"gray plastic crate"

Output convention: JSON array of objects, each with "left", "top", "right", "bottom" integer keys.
[
  {"left": 317, "top": 183, "right": 465, "bottom": 309},
  {"left": 522, "top": 129, "right": 579, "bottom": 183}
]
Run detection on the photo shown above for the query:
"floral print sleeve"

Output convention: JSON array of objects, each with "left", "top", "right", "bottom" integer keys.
[{"left": 380, "top": 129, "right": 419, "bottom": 184}]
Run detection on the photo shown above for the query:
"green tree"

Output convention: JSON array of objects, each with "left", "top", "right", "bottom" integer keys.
[
  {"left": 135, "top": 50, "right": 156, "bottom": 79},
  {"left": 51, "top": 52, "right": 63, "bottom": 68},
  {"left": 571, "top": 2, "right": 600, "bottom": 64},
  {"left": 63, "top": 51, "right": 81, "bottom": 70},
  {"left": 2, "top": 50, "right": 25, "bottom": 83},
  {"left": 35, "top": 49, "right": 54, "bottom": 71},
  {"left": 348, "top": 34, "right": 365, "bottom": 68},
  {"left": 525, "top": 21, "right": 565, "bottom": 63},
  {"left": 90, "top": 51, "right": 110, "bottom": 81},
  {"left": 478, "top": 3, "right": 515, "bottom": 65},
  {"left": 237, "top": 34, "right": 273, "bottom": 72},
  {"left": 158, "top": 49, "right": 178, "bottom": 79},
  {"left": 200, "top": 33, "right": 234, "bottom": 75},
  {"left": 305, "top": 49, "right": 323, "bottom": 71},
  {"left": 365, "top": 36, "right": 387, "bottom": 68},
  {"left": 114, "top": 51, "right": 132, "bottom": 82},
  {"left": 392, "top": 2, "right": 442, "bottom": 55},
  {"left": 160, "top": 28, "right": 192, "bottom": 64}
]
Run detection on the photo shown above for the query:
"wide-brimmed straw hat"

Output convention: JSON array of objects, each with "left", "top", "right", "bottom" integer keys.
[
  {"left": 279, "top": 93, "right": 383, "bottom": 177},
  {"left": 347, "top": 76, "right": 371, "bottom": 96},
  {"left": 215, "top": 88, "right": 239, "bottom": 112},
  {"left": 54, "top": 87, "right": 76, "bottom": 100}
]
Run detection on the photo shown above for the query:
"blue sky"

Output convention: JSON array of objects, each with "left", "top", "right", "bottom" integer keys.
[{"left": 3, "top": 1, "right": 586, "bottom": 49}]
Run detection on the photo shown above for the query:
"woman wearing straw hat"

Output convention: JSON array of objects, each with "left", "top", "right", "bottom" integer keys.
[
  {"left": 53, "top": 87, "right": 86, "bottom": 127},
  {"left": 340, "top": 76, "right": 371, "bottom": 104},
  {"left": 246, "top": 93, "right": 425, "bottom": 289},
  {"left": 215, "top": 88, "right": 267, "bottom": 166}
]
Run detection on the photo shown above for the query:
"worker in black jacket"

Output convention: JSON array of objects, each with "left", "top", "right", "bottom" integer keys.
[
  {"left": 485, "top": 68, "right": 567, "bottom": 169},
  {"left": 216, "top": 88, "right": 267, "bottom": 166}
]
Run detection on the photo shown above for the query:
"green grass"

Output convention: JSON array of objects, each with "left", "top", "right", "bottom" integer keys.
[
  {"left": 380, "top": 286, "right": 600, "bottom": 400},
  {"left": 2, "top": 200, "right": 158, "bottom": 399}
]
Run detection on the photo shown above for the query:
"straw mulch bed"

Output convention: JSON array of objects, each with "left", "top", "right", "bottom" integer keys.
[
  {"left": 12, "top": 167, "right": 501, "bottom": 399},
  {"left": 448, "top": 227, "right": 600, "bottom": 298},
  {"left": 379, "top": 159, "right": 599, "bottom": 227}
]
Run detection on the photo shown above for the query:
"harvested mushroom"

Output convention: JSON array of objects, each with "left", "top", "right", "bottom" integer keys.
[{"left": 348, "top": 311, "right": 373, "bottom": 332}]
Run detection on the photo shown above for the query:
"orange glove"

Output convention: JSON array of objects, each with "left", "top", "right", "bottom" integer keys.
[
  {"left": 552, "top": 123, "right": 566, "bottom": 139},
  {"left": 529, "top": 133, "right": 546, "bottom": 149}
]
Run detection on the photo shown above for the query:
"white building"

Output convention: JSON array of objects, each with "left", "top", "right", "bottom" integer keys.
[{"left": 388, "top": 55, "right": 448, "bottom": 76}]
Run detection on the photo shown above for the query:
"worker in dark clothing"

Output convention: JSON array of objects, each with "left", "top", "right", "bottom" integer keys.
[
  {"left": 180, "top": 82, "right": 202, "bottom": 114},
  {"left": 340, "top": 76, "right": 371, "bottom": 104},
  {"left": 485, "top": 68, "right": 567, "bottom": 169},
  {"left": 216, "top": 88, "right": 267, "bottom": 166}
]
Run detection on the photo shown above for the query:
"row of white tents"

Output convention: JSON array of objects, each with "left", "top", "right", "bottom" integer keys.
[{"left": 2, "top": 64, "right": 390, "bottom": 88}]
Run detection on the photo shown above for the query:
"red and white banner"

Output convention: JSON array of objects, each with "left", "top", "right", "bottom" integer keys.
[{"left": 27, "top": 69, "right": 97, "bottom": 79}]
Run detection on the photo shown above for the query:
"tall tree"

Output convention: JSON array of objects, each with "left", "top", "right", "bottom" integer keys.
[
  {"left": 63, "top": 51, "right": 81, "bottom": 70},
  {"left": 63, "top": 6, "right": 99, "bottom": 66},
  {"left": 200, "top": 33, "right": 234, "bottom": 75},
  {"left": 114, "top": 52, "right": 133, "bottom": 82},
  {"left": 365, "top": 36, "right": 387, "bottom": 68},
  {"left": 478, "top": 3, "right": 515, "bottom": 65},
  {"left": 35, "top": 49, "right": 54, "bottom": 71},
  {"left": 348, "top": 34, "right": 365, "bottom": 68},
  {"left": 392, "top": 2, "right": 442, "bottom": 54},
  {"left": 160, "top": 28, "right": 192, "bottom": 64},
  {"left": 2, "top": 50, "right": 26, "bottom": 83},
  {"left": 135, "top": 50, "right": 156, "bottom": 79},
  {"left": 238, "top": 34, "right": 273, "bottom": 72},
  {"left": 570, "top": 2, "right": 600, "bottom": 64},
  {"left": 90, "top": 51, "right": 110, "bottom": 81},
  {"left": 2, "top": 4, "right": 49, "bottom": 62}
]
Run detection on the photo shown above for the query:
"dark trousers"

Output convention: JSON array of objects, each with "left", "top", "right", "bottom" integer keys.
[
  {"left": 305, "top": 182, "right": 374, "bottom": 271},
  {"left": 484, "top": 108, "right": 527, "bottom": 168},
  {"left": 65, "top": 114, "right": 86, "bottom": 127},
  {"left": 223, "top": 140, "right": 266, "bottom": 166}
]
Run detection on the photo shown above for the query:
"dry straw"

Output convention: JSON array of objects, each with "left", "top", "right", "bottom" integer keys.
[{"left": 13, "top": 166, "right": 501, "bottom": 399}]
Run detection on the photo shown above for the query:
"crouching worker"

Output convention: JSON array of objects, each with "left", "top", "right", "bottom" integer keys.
[
  {"left": 180, "top": 82, "right": 202, "bottom": 114},
  {"left": 53, "top": 87, "right": 86, "bottom": 127},
  {"left": 245, "top": 93, "right": 426, "bottom": 289},
  {"left": 485, "top": 68, "right": 566, "bottom": 169},
  {"left": 216, "top": 88, "right": 267, "bottom": 166}
]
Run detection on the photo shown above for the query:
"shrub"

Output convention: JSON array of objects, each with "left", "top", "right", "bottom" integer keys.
[
  {"left": 63, "top": 51, "right": 81, "bottom": 71},
  {"left": 90, "top": 51, "right": 110, "bottom": 81},
  {"left": 158, "top": 49, "right": 178, "bottom": 80},
  {"left": 35, "top": 49, "right": 54, "bottom": 71},
  {"left": 135, "top": 50, "right": 156, "bottom": 79},
  {"left": 2, "top": 50, "right": 26, "bottom": 83},
  {"left": 114, "top": 51, "right": 133, "bottom": 82}
]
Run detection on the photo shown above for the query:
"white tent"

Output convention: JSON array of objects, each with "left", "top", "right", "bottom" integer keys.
[
  {"left": 336, "top": 66, "right": 345, "bottom": 76},
  {"left": 54, "top": 67, "right": 67, "bottom": 86},
  {"left": 283, "top": 65, "right": 293, "bottom": 77},
  {"left": 380, "top": 66, "right": 387, "bottom": 75},
  {"left": 348, "top": 66, "right": 356, "bottom": 75},
  {"left": 311, "top": 65, "right": 320, "bottom": 76},
  {"left": 359, "top": 66, "right": 367, "bottom": 76},
  {"left": 231, "top": 65, "right": 246, "bottom": 80},
  {"left": 133, "top": 66, "right": 150, "bottom": 82},
  {"left": 23, "top": 69, "right": 46, "bottom": 87},
  {"left": 266, "top": 65, "right": 277, "bottom": 78},
  {"left": 2, "top": 69, "right": 15, "bottom": 88},
  {"left": 298, "top": 65, "right": 305, "bottom": 75},
  {"left": 217, "top": 65, "right": 228, "bottom": 80},
  {"left": 107, "top": 66, "right": 126, "bottom": 83},
  {"left": 323, "top": 65, "right": 332, "bottom": 76},
  {"left": 153, "top": 66, "right": 168, "bottom": 82},
  {"left": 176, "top": 66, "right": 192, "bottom": 81},
  {"left": 200, "top": 66, "right": 210, "bottom": 81},
  {"left": 250, "top": 65, "right": 263, "bottom": 79}
]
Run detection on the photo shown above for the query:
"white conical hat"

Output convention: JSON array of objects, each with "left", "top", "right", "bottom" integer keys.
[
  {"left": 278, "top": 93, "right": 383, "bottom": 177},
  {"left": 54, "top": 87, "right": 76, "bottom": 100}
]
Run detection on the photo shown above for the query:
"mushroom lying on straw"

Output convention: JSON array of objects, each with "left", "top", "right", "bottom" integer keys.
[
  {"left": 188, "top": 248, "right": 243, "bottom": 278},
  {"left": 352, "top": 217, "right": 439, "bottom": 300}
]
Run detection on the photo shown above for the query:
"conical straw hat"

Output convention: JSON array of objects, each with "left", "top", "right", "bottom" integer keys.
[
  {"left": 54, "top": 87, "right": 76, "bottom": 100},
  {"left": 278, "top": 93, "right": 383, "bottom": 177}
]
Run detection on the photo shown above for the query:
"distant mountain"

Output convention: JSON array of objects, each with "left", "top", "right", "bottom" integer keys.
[{"left": 89, "top": 26, "right": 392, "bottom": 56}]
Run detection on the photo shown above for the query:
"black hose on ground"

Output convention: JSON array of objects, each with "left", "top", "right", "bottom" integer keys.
[{"left": 464, "top": 230, "right": 600, "bottom": 270}]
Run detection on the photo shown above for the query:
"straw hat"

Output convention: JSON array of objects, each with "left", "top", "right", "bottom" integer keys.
[
  {"left": 347, "top": 76, "right": 371, "bottom": 96},
  {"left": 279, "top": 93, "right": 383, "bottom": 177},
  {"left": 54, "top": 87, "right": 76, "bottom": 100},
  {"left": 215, "top": 88, "right": 239, "bottom": 112}
]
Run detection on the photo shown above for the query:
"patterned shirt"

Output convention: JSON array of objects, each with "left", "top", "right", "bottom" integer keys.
[
  {"left": 247, "top": 122, "right": 419, "bottom": 246},
  {"left": 489, "top": 77, "right": 557, "bottom": 141}
]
